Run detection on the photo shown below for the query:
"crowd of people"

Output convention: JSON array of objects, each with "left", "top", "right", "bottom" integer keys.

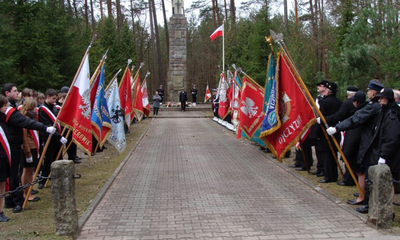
[
  {"left": 290, "top": 79, "right": 400, "bottom": 215},
  {"left": 0, "top": 83, "right": 82, "bottom": 222}
]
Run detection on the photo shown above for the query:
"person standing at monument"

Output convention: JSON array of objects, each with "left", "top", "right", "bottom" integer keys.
[
  {"left": 153, "top": 91, "right": 162, "bottom": 115},
  {"left": 179, "top": 88, "right": 187, "bottom": 112},
  {"left": 157, "top": 85, "right": 164, "bottom": 103},
  {"left": 191, "top": 84, "right": 197, "bottom": 103}
]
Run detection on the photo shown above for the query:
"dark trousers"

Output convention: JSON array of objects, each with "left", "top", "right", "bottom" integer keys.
[
  {"left": 321, "top": 151, "right": 338, "bottom": 182},
  {"left": 192, "top": 95, "right": 197, "bottom": 103},
  {"left": 153, "top": 107, "right": 159, "bottom": 115},
  {"left": 316, "top": 150, "right": 324, "bottom": 174},
  {"left": 4, "top": 145, "right": 24, "bottom": 207},
  {"left": 39, "top": 138, "right": 61, "bottom": 185},
  {"left": 342, "top": 164, "right": 356, "bottom": 185},
  {"left": 295, "top": 147, "right": 313, "bottom": 169},
  {"left": 181, "top": 102, "right": 186, "bottom": 111}
]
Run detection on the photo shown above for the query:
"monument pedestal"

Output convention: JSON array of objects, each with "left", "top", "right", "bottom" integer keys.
[{"left": 167, "top": 14, "right": 187, "bottom": 102}]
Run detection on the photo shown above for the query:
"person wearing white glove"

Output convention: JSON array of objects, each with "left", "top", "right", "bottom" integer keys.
[
  {"left": 46, "top": 126, "right": 56, "bottom": 135},
  {"left": 26, "top": 157, "right": 33, "bottom": 163},
  {"left": 316, "top": 117, "right": 321, "bottom": 124},
  {"left": 60, "top": 137, "right": 67, "bottom": 145},
  {"left": 378, "top": 158, "right": 386, "bottom": 165},
  {"left": 326, "top": 127, "right": 337, "bottom": 135}
]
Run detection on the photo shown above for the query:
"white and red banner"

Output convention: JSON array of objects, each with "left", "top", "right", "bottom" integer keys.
[
  {"left": 210, "top": 24, "right": 224, "bottom": 41},
  {"left": 119, "top": 67, "right": 133, "bottom": 127},
  {"left": 141, "top": 79, "right": 150, "bottom": 117},
  {"left": 204, "top": 84, "right": 211, "bottom": 103},
  {"left": 132, "top": 76, "right": 144, "bottom": 121},
  {"left": 217, "top": 73, "right": 230, "bottom": 119},
  {"left": 57, "top": 53, "right": 92, "bottom": 155}
]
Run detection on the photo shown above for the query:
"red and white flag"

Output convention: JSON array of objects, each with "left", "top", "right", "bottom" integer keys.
[
  {"left": 204, "top": 84, "right": 211, "bottom": 103},
  {"left": 119, "top": 67, "right": 133, "bottom": 127},
  {"left": 57, "top": 53, "right": 92, "bottom": 155},
  {"left": 132, "top": 76, "right": 144, "bottom": 121},
  {"left": 218, "top": 73, "right": 230, "bottom": 119},
  {"left": 141, "top": 79, "right": 150, "bottom": 117},
  {"left": 210, "top": 24, "right": 224, "bottom": 41}
]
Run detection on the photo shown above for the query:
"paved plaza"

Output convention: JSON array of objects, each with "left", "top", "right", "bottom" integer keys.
[{"left": 77, "top": 108, "right": 394, "bottom": 239}]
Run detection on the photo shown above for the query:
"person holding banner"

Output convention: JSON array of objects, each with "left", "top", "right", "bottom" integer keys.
[
  {"left": 37, "top": 89, "right": 67, "bottom": 189},
  {"left": 0, "top": 94, "right": 11, "bottom": 222},
  {"left": 315, "top": 81, "right": 343, "bottom": 183},
  {"left": 2, "top": 83, "right": 56, "bottom": 213}
]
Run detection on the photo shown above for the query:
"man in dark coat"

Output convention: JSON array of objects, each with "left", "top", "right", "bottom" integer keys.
[
  {"left": 179, "top": 88, "right": 187, "bottom": 111},
  {"left": 327, "top": 79, "right": 384, "bottom": 213},
  {"left": 191, "top": 84, "right": 198, "bottom": 103},
  {"left": 319, "top": 86, "right": 358, "bottom": 186},
  {"left": 316, "top": 81, "right": 343, "bottom": 183},
  {"left": 2, "top": 83, "right": 56, "bottom": 213}
]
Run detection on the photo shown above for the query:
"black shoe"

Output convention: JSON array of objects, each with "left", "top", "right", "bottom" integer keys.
[
  {"left": 289, "top": 164, "right": 300, "bottom": 168},
  {"left": 13, "top": 205, "right": 23, "bottom": 213},
  {"left": 284, "top": 151, "right": 291, "bottom": 158},
  {"left": 38, "top": 183, "right": 44, "bottom": 189},
  {"left": 73, "top": 159, "right": 81, "bottom": 164},
  {"left": 316, "top": 173, "right": 325, "bottom": 177},
  {"left": 355, "top": 205, "right": 369, "bottom": 214},
  {"left": 318, "top": 179, "right": 331, "bottom": 183},
  {"left": 102, "top": 146, "right": 107, "bottom": 149},
  {"left": 28, "top": 197, "right": 41, "bottom": 202},
  {"left": 31, "top": 189, "right": 39, "bottom": 195},
  {"left": 337, "top": 182, "right": 346, "bottom": 186},
  {"left": 0, "top": 212, "right": 10, "bottom": 222},
  {"left": 295, "top": 167, "right": 307, "bottom": 171},
  {"left": 347, "top": 199, "right": 363, "bottom": 205},
  {"left": 353, "top": 193, "right": 360, "bottom": 197}
]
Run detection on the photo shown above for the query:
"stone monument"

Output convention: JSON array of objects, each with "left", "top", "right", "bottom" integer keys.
[{"left": 167, "top": 0, "right": 187, "bottom": 102}]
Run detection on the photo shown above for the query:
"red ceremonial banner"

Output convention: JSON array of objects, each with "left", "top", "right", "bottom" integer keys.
[
  {"left": 261, "top": 52, "right": 316, "bottom": 161},
  {"left": 238, "top": 77, "right": 265, "bottom": 138}
]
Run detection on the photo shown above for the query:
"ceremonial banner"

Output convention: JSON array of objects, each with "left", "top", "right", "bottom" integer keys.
[
  {"left": 57, "top": 53, "right": 92, "bottom": 154},
  {"left": 105, "top": 79, "right": 126, "bottom": 153},
  {"left": 237, "top": 77, "right": 265, "bottom": 139},
  {"left": 231, "top": 72, "right": 241, "bottom": 130},
  {"left": 119, "top": 67, "right": 133, "bottom": 127},
  {"left": 91, "top": 64, "right": 112, "bottom": 147},
  {"left": 141, "top": 79, "right": 150, "bottom": 117},
  {"left": 204, "top": 84, "right": 211, "bottom": 103},
  {"left": 217, "top": 73, "right": 230, "bottom": 119},
  {"left": 132, "top": 76, "right": 144, "bottom": 121},
  {"left": 261, "top": 53, "right": 280, "bottom": 135},
  {"left": 260, "top": 51, "right": 316, "bottom": 161}
]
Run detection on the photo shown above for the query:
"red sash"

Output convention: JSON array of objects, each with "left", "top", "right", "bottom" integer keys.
[
  {"left": 29, "top": 129, "right": 40, "bottom": 158},
  {"left": 40, "top": 105, "right": 61, "bottom": 134},
  {"left": 5, "top": 106, "right": 16, "bottom": 122},
  {"left": 0, "top": 126, "right": 11, "bottom": 166}
]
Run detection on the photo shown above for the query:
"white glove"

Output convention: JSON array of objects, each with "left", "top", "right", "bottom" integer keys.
[
  {"left": 46, "top": 127, "right": 56, "bottom": 135},
  {"left": 316, "top": 117, "right": 321, "bottom": 124},
  {"left": 326, "top": 127, "right": 337, "bottom": 135},
  {"left": 26, "top": 157, "right": 33, "bottom": 163},
  {"left": 60, "top": 137, "right": 68, "bottom": 145},
  {"left": 378, "top": 157, "right": 386, "bottom": 165}
]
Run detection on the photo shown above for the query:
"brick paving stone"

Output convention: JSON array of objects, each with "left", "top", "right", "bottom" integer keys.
[{"left": 77, "top": 117, "right": 390, "bottom": 239}]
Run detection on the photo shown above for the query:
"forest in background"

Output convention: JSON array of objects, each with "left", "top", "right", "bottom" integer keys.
[{"left": 0, "top": 0, "right": 399, "bottom": 101}]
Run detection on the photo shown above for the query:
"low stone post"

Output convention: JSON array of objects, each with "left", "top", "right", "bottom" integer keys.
[
  {"left": 51, "top": 160, "right": 79, "bottom": 237},
  {"left": 367, "top": 164, "right": 393, "bottom": 229}
]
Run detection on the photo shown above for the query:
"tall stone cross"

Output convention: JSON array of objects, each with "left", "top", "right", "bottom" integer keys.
[{"left": 172, "top": 0, "right": 184, "bottom": 15}]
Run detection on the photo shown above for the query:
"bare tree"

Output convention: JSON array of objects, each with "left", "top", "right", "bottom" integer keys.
[
  {"left": 161, "top": 0, "right": 170, "bottom": 61},
  {"left": 107, "top": 0, "right": 112, "bottom": 18}
]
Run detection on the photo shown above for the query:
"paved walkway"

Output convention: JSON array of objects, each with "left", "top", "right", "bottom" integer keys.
[{"left": 77, "top": 114, "right": 390, "bottom": 240}]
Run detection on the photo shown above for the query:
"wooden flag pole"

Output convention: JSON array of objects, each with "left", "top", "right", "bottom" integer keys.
[{"left": 271, "top": 30, "right": 363, "bottom": 197}]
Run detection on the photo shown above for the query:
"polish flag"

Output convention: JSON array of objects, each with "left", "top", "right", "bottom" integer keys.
[
  {"left": 57, "top": 53, "right": 92, "bottom": 155},
  {"left": 210, "top": 24, "right": 224, "bottom": 41}
]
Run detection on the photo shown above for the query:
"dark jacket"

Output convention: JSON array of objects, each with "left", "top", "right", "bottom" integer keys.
[
  {"left": 325, "top": 98, "right": 355, "bottom": 125},
  {"left": 335, "top": 98, "right": 381, "bottom": 166},
  {"left": 38, "top": 102, "right": 62, "bottom": 141},
  {"left": 316, "top": 94, "right": 343, "bottom": 151},
  {"left": 375, "top": 102, "right": 400, "bottom": 173},
  {"left": 6, "top": 100, "right": 47, "bottom": 147},
  {"left": 179, "top": 91, "right": 187, "bottom": 103},
  {"left": 341, "top": 103, "right": 365, "bottom": 164}
]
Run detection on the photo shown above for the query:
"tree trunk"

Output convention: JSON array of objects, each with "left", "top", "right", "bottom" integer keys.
[
  {"left": 99, "top": 0, "right": 104, "bottom": 25},
  {"left": 90, "top": 0, "right": 95, "bottom": 31},
  {"left": 230, "top": 0, "right": 235, "bottom": 25},
  {"left": 149, "top": 0, "right": 158, "bottom": 88},
  {"left": 107, "top": 0, "right": 112, "bottom": 18},
  {"left": 161, "top": 0, "right": 169, "bottom": 65},
  {"left": 130, "top": 0, "right": 135, "bottom": 37},
  {"left": 151, "top": 0, "right": 163, "bottom": 89},
  {"left": 84, "top": 0, "right": 89, "bottom": 28},
  {"left": 116, "top": 0, "right": 122, "bottom": 34},
  {"left": 284, "top": 0, "right": 288, "bottom": 30},
  {"left": 211, "top": 0, "right": 217, "bottom": 28}
]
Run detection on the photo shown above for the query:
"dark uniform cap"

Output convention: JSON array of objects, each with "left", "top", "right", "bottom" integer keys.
[
  {"left": 346, "top": 86, "right": 359, "bottom": 92},
  {"left": 60, "top": 86, "right": 69, "bottom": 93},
  {"left": 367, "top": 80, "right": 384, "bottom": 91},
  {"left": 316, "top": 80, "right": 330, "bottom": 86},
  {"left": 350, "top": 91, "right": 366, "bottom": 104},
  {"left": 376, "top": 87, "right": 394, "bottom": 100},
  {"left": 327, "top": 82, "right": 337, "bottom": 93}
]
